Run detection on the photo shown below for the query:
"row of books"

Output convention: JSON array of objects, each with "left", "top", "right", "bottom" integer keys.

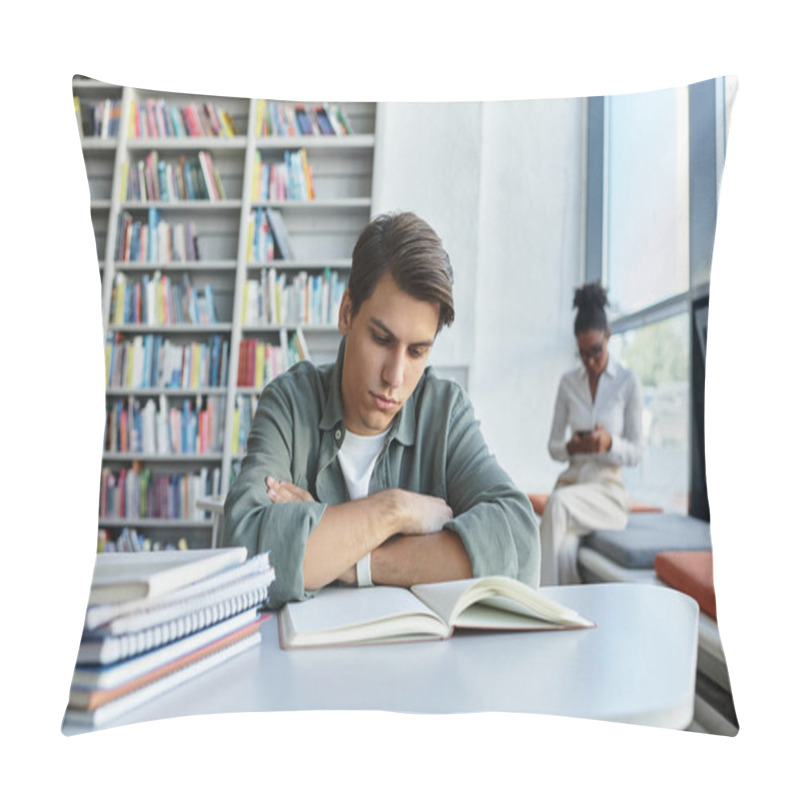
[
  {"left": 104, "top": 395, "right": 224, "bottom": 456},
  {"left": 254, "top": 100, "right": 353, "bottom": 137},
  {"left": 230, "top": 394, "right": 259, "bottom": 456},
  {"left": 121, "top": 150, "right": 227, "bottom": 202},
  {"left": 115, "top": 209, "right": 202, "bottom": 264},
  {"left": 97, "top": 526, "right": 167, "bottom": 552},
  {"left": 236, "top": 329, "right": 308, "bottom": 389},
  {"left": 110, "top": 271, "right": 219, "bottom": 326},
  {"left": 64, "top": 548, "right": 274, "bottom": 727},
  {"left": 99, "top": 465, "right": 221, "bottom": 522},
  {"left": 246, "top": 206, "right": 295, "bottom": 262},
  {"left": 251, "top": 148, "right": 315, "bottom": 201},
  {"left": 74, "top": 96, "right": 122, "bottom": 139},
  {"left": 105, "top": 333, "right": 229, "bottom": 390},
  {"left": 129, "top": 98, "right": 240, "bottom": 139},
  {"left": 241, "top": 266, "right": 346, "bottom": 327}
]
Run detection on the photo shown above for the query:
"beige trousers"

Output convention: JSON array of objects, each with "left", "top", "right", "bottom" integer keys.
[{"left": 539, "top": 463, "right": 629, "bottom": 586}]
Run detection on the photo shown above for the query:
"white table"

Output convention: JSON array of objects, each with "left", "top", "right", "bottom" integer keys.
[{"left": 62, "top": 582, "right": 699, "bottom": 733}]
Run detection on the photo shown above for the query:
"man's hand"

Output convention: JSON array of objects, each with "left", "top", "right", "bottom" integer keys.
[
  {"left": 266, "top": 476, "right": 314, "bottom": 503},
  {"left": 393, "top": 489, "right": 454, "bottom": 535},
  {"left": 266, "top": 478, "right": 451, "bottom": 535},
  {"left": 337, "top": 564, "right": 357, "bottom": 585},
  {"left": 267, "top": 479, "right": 456, "bottom": 590}
]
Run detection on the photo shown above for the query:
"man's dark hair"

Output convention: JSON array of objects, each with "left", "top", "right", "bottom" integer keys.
[
  {"left": 573, "top": 280, "right": 609, "bottom": 335},
  {"left": 348, "top": 211, "right": 455, "bottom": 332}
]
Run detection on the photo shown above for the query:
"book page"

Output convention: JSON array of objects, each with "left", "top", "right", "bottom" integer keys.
[
  {"left": 285, "top": 585, "right": 441, "bottom": 637},
  {"left": 411, "top": 576, "right": 594, "bottom": 629},
  {"left": 409, "top": 578, "right": 479, "bottom": 625},
  {"left": 91, "top": 548, "right": 247, "bottom": 587}
]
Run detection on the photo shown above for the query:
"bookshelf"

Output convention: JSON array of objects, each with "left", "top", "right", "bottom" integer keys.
[{"left": 74, "top": 78, "right": 376, "bottom": 550}]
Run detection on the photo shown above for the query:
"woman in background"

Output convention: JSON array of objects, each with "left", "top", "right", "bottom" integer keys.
[{"left": 539, "top": 281, "right": 643, "bottom": 585}]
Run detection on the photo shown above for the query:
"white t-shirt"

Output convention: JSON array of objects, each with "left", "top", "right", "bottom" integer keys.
[
  {"left": 337, "top": 427, "right": 390, "bottom": 500},
  {"left": 337, "top": 427, "right": 390, "bottom": 587}
]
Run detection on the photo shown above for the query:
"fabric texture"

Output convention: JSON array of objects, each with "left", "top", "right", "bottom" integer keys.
[
  {"left": 654, "top": 550, "right": 717, "bottom": 620},
  {"left": 538, "top": 466, "right": 628, "bottom": 585},
  {"left": 583, "top": 511, "right": 712, "bottom": 569}
]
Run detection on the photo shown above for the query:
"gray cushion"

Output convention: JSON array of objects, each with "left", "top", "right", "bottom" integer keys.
[{"left": 580, "top": 512, "right": 712, "bottom": 569}]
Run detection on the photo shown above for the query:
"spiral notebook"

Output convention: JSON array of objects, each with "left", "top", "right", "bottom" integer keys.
[{"left": 79, "top": 552, "right": 275, "bottom": 665}]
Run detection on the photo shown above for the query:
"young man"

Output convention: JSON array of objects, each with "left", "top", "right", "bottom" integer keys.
[{"left": 223, "top": 211, "right": 539, "bottom": 607}]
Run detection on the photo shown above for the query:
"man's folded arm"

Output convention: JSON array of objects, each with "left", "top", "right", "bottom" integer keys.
[
  {"left": 438, "top": 392, "right": 541, "bottom": 588},
  {"left": 370, "top": 529, "right": 473, "bottom": 587},
  {"left": 222, "top": 381, "right": 331, "bottom": 607}
]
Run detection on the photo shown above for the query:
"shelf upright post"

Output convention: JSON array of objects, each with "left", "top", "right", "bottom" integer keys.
[
  {"left": 220, "top": 96, "right": 260, "bottom": 503},
  {"left": 101, "top": 85, "right": 134, "bottom": 336}
]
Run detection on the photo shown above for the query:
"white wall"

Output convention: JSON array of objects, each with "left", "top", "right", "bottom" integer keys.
[
  {"left": 372, "top": 98, "right": 587, "bottom": 493},
  {"left": 372, "top": 101, "right": 484, "bottom": 372}
]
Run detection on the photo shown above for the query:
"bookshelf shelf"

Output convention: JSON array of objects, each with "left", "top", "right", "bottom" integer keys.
[
  {"left": 81, "top": 139, "right": 118, "bottom": 151},
  {"left": 98, "top": 518, "right": 214, "bottom": 528},
  {"left": 73, "top": 77, "right": 119, "bottom": 91},
  {"left": 109, "top": 324, "right": 231, "bottom": 334},
  {"left": 115, "top": 261, "right": 238, "bottom": 272},
  {"left": 75, "top": 77, "right": 376, "bottom": 550},
  {"left": 105, "top": 387, "right": 228, "bottom": 397},
  {"left": 241, "top": 324, "right": 338, "bottom": 334},
  {"left": 120, "top": 201, "right": 242, "bottom": 211},
  {"left": 127, "top": 138, "right": 248, "bottom": 150},
  {"left": 102, "top": 453, "right": 224, "bottom": 462},
  {"left": 254, "top": 135, "right": 376, "bottom": 150},
  {"left": 252, "top": 199, "right": 372, "bottom": 209},
  {"left": 246, "top": 259, "right": 351, "bottom": 270}
]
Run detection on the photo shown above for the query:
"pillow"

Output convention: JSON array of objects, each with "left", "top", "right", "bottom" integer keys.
[
  {"left": 582, "top": 512, "right": 713, "bottom": 569},
  {"left": 655, "top": 550, "right": 717, "bottom": 620},
  {"left": 67, "top": 76, "right": 736, "bottom": 738}
]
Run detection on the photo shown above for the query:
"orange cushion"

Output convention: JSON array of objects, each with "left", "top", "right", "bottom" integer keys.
[
  {"left": 630, "top": 502, "right": 664, "bottom": 513},
  {"left": 654, "top": 550, "right": 717, "bottom": 620},
  {"left": 528, "top": 493, "right": 550, "bottom": 516}
]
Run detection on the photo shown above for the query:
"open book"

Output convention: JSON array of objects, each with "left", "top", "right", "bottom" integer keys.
[{"left": 278, "top": 575, "right": 595, "bottom": 649}]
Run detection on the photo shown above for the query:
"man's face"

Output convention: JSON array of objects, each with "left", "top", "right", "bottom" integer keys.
[{"left": 338, "top": 272, "right": 440, "bottom": 436}]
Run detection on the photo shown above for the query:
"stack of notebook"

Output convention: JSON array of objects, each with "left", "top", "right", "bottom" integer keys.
[{"left": 63, "top": 547, "right": 275, "bottom": 728}]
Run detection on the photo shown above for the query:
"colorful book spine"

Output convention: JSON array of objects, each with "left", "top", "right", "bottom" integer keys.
[
  {"left": 130, "top": 99, "right": 239, "bottom": 138},
  {"left": 75, "top": 97, "right": 122, "bottom": 138},
  {"left": 115, "top": 212, "right": 202, "bottom": 263},
  {"left": 103, "top": 396, "right": 224, "bottom": 457},
  {"left": 254, "top": 100, "right": 353, "bottom": 137},
  {"left": 122, "top": 151, "right": 226, "bottom": 202},
  {"left": 99, "top": 466, "right": 220, "bottom": 520},
  {"left": 238, "top": 268, "right": 343, "bottom": 326},
  {"left": 109, "top": 272, "right": 218, "bottom": 326},
  {"left": 105, "top": 334, "right": 228, "bottom": 389}
]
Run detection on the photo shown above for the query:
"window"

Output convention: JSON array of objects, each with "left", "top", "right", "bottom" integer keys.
[
  {"left": 587, "top": 78, "right": 726, "bottom": 517},
  {"left": 609, "top": 314, "right": 690, "bottom": 513},
  {"left": 605, "top": 86, "right": 689, "bottom": 316}
]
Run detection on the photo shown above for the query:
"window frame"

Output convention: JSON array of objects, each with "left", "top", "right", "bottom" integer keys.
[{"left": 585, "top": 78, "right": 727, "bottom": 520}]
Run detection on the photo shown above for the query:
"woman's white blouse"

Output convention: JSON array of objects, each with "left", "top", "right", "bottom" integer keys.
[{"left": 547, "top": 357, "right": 643, "bottom": 467}]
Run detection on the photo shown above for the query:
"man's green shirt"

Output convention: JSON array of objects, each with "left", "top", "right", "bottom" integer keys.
[{"left": 223, "top": 341, "right": 540, "bottom": 608}]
